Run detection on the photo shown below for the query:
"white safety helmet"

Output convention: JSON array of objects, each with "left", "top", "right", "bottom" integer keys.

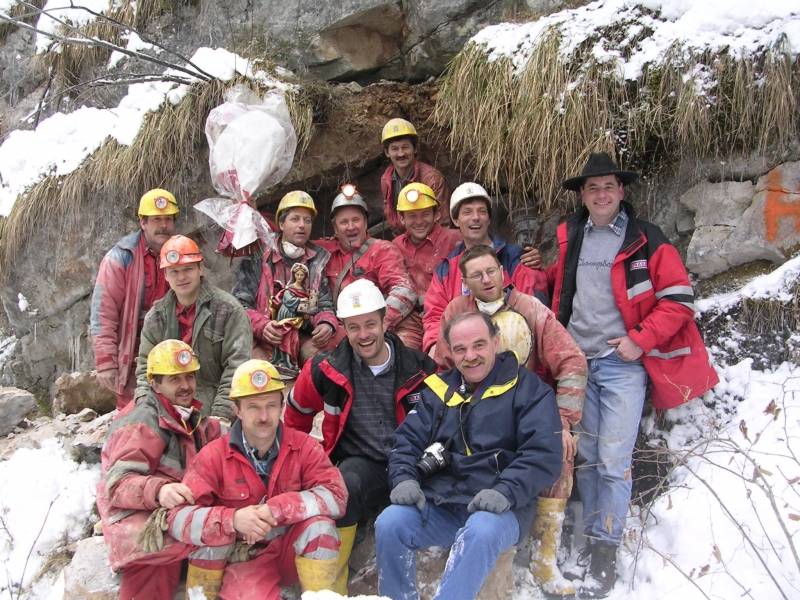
[
  {"left": 337, "top": 279, "right": 386, "bottom": 319},
  {"left": 450, "top": 182, "right": 491, "bottom": 222},
  {"left": 331, "top": 184, "right": 369, "bottom": 218}
]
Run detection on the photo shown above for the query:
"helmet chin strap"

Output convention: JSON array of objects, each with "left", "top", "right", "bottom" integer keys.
[
  {"left": 476, "top": 297, "right": 504, "bottom": 315},
  {"left": 281, "top": 240, "right": 304, "bottom": 259}
]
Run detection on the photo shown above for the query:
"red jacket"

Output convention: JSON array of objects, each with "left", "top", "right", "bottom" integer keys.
[
  {"left": 381, "top": 160, "right": 450, "bottom": 234},
  {"left": 317, "top": 237, "right": 417, "bottom": 330},
  {"left": 167, "top": 425, "right": 347, "bottom": 550},
  {"left": 285, "top": 332, "right": 436, "bottom": 454},
  {"left": 96, "top": 391, "right": 221, "bottom": 569},
  {"left": 550, "top": 203, "right": 719, "bottom": 409},
  {"left": 232, "top": 239, "right": 338, "bottom": 342},
  {"left": 422, "top": 235, "right": 549, "bottom": 352},
  {"left": 392, "top": 225, "right": 462, "bottom": 298},
  {"left": 90, "top": 231, "right": 165, "bottom": 394}
]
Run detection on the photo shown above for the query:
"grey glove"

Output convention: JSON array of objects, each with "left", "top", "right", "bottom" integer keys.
[
  {"left": 390, "top": 480, "right": 426, "bottom": 511},
  {"left": 467, "top": 489, "right": 510, "bottom": 514}
]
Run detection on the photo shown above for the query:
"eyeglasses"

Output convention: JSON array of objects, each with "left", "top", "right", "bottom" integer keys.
[{"left": 464, "top": 266, "right": 500, "bottom": 282}]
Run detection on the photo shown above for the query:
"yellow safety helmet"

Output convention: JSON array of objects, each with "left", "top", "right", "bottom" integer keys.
[
  {"left": 275, "top": 191, "right": 317, "bottom": 223},
  {"left": 138, "top": 188, "right": 179, "bottom": 217},
  {"left": 230, "top": 359, "right": 285, "bottom": 400},
  {"left": 381, "top": 118, "right": 418, "bottom": 145},
  {"left": 397, "top": 183, "right": 437, "bottom": 212},
  {"left": 491, "top": 310, "right": 533, "bottom": 365},
  {"left": 146, "top": 339, "right": 200, "bottom": 382}
]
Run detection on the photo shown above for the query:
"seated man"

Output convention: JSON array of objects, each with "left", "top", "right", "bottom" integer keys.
[
  {"left": 376, "top": 312, "right": 563, "bottom": 600},
  {"left": 285, "top": 278, "right": 436, "bottom": 594},
  {"left": 423, "top": 182, "right": 549, "bottom": 357},
  {"left": 135, "top": 235, "right": 251, "bottom": 424},
  {"left": 97, "top": 339, "right": 222, "bottom": 600},
  {"left": 168, "top": 359, "right": 348, "bottom": 599},
  {"left": 435, "top": 244, "right": 587, "bottom": 598}
]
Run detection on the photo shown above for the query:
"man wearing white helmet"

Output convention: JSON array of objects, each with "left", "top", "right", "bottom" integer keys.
[
  {"left": 233, "top": 190, "right": 339, "bottom": 374},
  {"left": 91, "top": 188, "right": 179, "bottom": 408},
  {"left": 285, "top": 278, "right": 436, "bottom": 595},
  {"left": 423, "top": 181, "right": 549, "bottom": 357},
  {"left": 317, "top": 184, "right": 423, "bottom": 350}
]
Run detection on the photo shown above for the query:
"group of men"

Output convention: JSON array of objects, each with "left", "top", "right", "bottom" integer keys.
[{"left": 89, "top": 117, "right": 718, "bottom": 600}]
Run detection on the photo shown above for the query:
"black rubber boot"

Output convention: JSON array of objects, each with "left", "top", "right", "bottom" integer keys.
[
  {"left": 563, "top": 540, "right": 592, "bottom": 582},
  {"left": 579, "top": 541, "right": 617, "bottom": 599}
]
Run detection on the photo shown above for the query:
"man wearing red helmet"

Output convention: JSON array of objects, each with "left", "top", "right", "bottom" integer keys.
[{"left": 134, "top": 235, "right": 252, "bottom": 424}]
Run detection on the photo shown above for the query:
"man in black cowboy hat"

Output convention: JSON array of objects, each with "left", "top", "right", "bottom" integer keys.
[{"left": 550, "top": 152, "right": 718, "bottom": 598}]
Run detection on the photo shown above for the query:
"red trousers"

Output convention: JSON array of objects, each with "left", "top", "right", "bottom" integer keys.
[{"left": 117, "top": 542, "right": 189, "bottom": 600}]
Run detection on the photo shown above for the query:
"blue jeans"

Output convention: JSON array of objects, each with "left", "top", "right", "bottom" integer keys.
[
  {"left": 576, "top": 352, "right": 647, "bottom": 544},
  {"left": 375, "top": 502, "right": 519, "bottom": 600}
]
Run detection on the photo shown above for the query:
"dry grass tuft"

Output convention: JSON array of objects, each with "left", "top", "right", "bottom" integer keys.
[
  {"left": 0, "top": 0, "right": 45, "bottom": 42},
  {"left": 434, "top": 30, "right": 800, "bottom": 216}
]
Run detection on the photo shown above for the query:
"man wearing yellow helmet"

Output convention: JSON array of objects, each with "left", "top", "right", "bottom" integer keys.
[
  {"left": 434, "top": 244, "right": 587, "bottom": 599},
  {"left": 97, "top": 339, "right": 222, "bottom": 600},
  {"left": 166, "top": 359, "right": 348, "bottom": 599},
  {"left": 233, "top": 190, "right": 340, "bottom": 373},
  {"left": 135, "top": 235, "right": 252, "bottom": 424},
  {"left": 90, "top": 188, "right": 179, "bottom": 409},
  {"left": 380, "top": 118, "right": 450, "bottom": 234}
]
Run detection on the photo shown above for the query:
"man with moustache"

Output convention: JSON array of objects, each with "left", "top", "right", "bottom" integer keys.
[
  {"left": 167, "top": 359, "right": 348, "bottom": 599},
  {"left": 423, "top": 182, "right": 549, "bottom": 357},
  {"left": 317, "top": 185, "right": 422, "bottom": 349},
  {"left": 135, "top": 235, "right": 251, "bottom": 424},
  {"left": 375, "top": 311, "right": 563, "bottom": 600},
  {"left": 233, "top": 190, "right": 339, "bottom": 369},
  {"left": 285, "top": 278, "right": 436, "bottom": 594},
  {"left": 435, "top": 245, "right": 587, "bottom": 598},
  {"left": 91, "top": 188, "right": 179, "bottom": 408},
  {"left": 380, "top": 118, "right": 450, "bottom": 235},
  {"left": 97, "top": 339, "right": 222, "bottom": 600}
]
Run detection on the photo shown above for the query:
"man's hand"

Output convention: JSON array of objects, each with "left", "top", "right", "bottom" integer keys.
[
  {"left": 561, "top": 419, "right": 576, "bottom": 462},
  {"left": 390, "top": 480, "right": 426, "bottom": 511},
  {"left": 607, "top": 336, "right": 643, "bottom": 361},
  {"left": 521, "top": 245, "right": 542, "bottom": 269},
  {"left": 157, "top": 483, "right": 194, "bottom": 509},
  {"left": 467, "top": 489, "right": 510, "bottom": 514},
  {"left": 310, "top": 323, "right": 334, "bottom": 348},
  {"left": 233, "top": 505, "right": 277, "bottom": 543},
  {"left": 96, "top": 368, "right": 117, "bottom": 392},
  {"left": 261, "top": 321, "right": 284, "bottom": 345}
]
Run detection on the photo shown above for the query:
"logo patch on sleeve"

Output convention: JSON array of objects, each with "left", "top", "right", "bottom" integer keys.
[{"left": 630, "top": 259, "right": 648, "bottom": 271}]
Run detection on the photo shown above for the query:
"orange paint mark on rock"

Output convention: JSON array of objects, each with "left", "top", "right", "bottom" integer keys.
[{"left": 764, "top": 168, "right": 800, "bottom": 243}]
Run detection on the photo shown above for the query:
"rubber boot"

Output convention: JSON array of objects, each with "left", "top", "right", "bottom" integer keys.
[
  {"left": 532, "top": 498, "right": 576, "bottom": 598},
  {"left": 579, "top": 541, "right": 617, "bottom": 599},
  {"left": 331, "top": 524, "right": 357, "bottom": 595},
  {"left": 295, "top": 555, "right": 339, "bottom": 591},
  {"left": 184, "top": 563, "right": 224, "bottom": 600}
]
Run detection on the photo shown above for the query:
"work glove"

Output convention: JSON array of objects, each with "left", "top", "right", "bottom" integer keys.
[
  {"left": 137, "top": 507, "right": 169, "bottom": 553},
  {"left": 467, "top": 489, "right": 510, "bottom": 514},
  {"left": 390, "top": 479, "right": 426, "bottom": 511}
]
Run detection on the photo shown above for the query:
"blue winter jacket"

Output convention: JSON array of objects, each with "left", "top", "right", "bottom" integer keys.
[{"left": 388, "top": 351, "right": 563, "bottom": 538}]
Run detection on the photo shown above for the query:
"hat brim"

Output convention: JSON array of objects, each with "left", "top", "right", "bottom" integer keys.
[{"left": 562, "top": 170, "right": 639, "bottom": 192}]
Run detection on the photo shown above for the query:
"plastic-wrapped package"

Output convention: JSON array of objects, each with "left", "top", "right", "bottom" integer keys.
[{"left": 195, "top": 85, "right": 297, "bottom": 256}]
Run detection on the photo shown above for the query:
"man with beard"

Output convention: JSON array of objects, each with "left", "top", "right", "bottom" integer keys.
[
  {"left": 97, "top": 339, "right": 222, "bottom": 600},
  {"left": 375, "top": 311, "right": 562, "bottom": 600},
  {"left": 233, "top": 190, "right": 339, "bottom": 374},
  {"left": 135, "top": 235, "right": 251, "bottom": 424},
  {"left": 285, "top": 278, "right": 436, "bottom": 594},
  {"left": 91, "top": 188, "right": 179, "bottom": 408},
  {"left": 317, "top": 185, "right": 422, "bottom": 349},
  {"left": 435, "top": 244, "right": 587, "bottom": 598}
]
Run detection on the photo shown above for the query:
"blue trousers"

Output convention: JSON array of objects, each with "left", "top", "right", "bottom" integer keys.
[
  {"left": 576, "top": 353, "right": 647, "bottom": 544},
  {"left": 375, "top": 502, "right": 519, "bottom": 600}
]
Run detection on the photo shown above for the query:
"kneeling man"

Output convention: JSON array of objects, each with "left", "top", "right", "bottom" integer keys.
[{"left": 375, "top": 312, "right": 563, "bottom": 599}]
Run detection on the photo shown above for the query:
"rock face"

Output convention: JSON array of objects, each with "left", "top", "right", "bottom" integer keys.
[
  {"left": 0, "top": 386, "right": 36, "bottom": 436},
  {"left": 53, "top": 371, "right": 117, "bottom": 415},
  {"left": 681, "top": 161, "right": 800, "bottom": 278},
  {"left": 62, "top": 536, "right": 120, "bottom": 600}
]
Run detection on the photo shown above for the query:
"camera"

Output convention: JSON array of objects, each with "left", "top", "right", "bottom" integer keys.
[{"left": 416, "top": 442, "right": 451, "bottom": 477}]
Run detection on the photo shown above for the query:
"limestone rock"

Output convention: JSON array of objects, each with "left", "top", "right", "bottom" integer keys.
[
  {"left": 62, "top": 536, "right": 119, "bottom": 600},
  {"left": 53, "top": 371, "right": 117, "bottom": 415},
  {"left": 0, "top": 386, "right": 36, "bottom": 436},
  {"left": 71, "top": 410, "right": 116, "bottom": 464}
]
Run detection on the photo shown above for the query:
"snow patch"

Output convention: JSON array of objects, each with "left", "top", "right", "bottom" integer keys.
[
  {"left": 35, "top": 1, "right": 112, "bottom": 54},
  {"left": 107, "top": 31, "right": 159, "bottom": 69}
]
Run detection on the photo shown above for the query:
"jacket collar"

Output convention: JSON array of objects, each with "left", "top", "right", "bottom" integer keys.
[
  {"left": 450, "top": 233, "right": 506, "bottom": 259},
  {"left": 119, "top": 230, "right": 143, "bottom": 251},
  {"left": 426, "top": 351, "right": 519, "bottom": 406}
]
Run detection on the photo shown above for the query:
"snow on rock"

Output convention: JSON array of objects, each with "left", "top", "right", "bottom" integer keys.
[
  {"left": 0, "top": 0, "right": 19, "bottom": 15},
  {"left": 0, "top": 439, "right": 100, "bottom": 600},
  {"left": 107, "top": 31, "right": 159, "bottom": 69},
  {"left": 16, "top": 293, "right": 29, "bottom": 313},
  {"left": 472, "top": 0, "right": 800, "bottom": 78},
  {"left": 35, "top": 1, "right": 112, "bottom": 54},
  {"left": 0, "top": 47, "right": 289, "bottom": 217}
]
